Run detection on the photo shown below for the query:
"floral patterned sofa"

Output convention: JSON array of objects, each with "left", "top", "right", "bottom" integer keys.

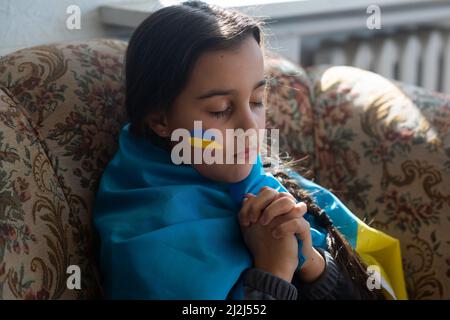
[{"left": 0, "top": 38, "right": 448, "bottom": 300}]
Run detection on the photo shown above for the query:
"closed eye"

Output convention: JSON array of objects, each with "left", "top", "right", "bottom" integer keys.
[
  {"left": 251, "top": 101, "right": 264, "bottom": 108},
  {"left": 209, "top": 106, "right": 232, "bottom": 119},
  {"left": 209, "top": 102, "right": 264, "bottom": 119}
]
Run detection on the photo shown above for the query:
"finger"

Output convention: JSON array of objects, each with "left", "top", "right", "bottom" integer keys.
[
  {"left": 259, "top": 197, "right": 298, "bottom": 226},
  {"left": 238, "top": 193, "right": 256, "bottom": 227},
  {"left": 272, "top": 217, "right": 311, "bottom": 243},
  {"left": 247, "top": 187, "right": 279, "bottom": 224},
  {"left": 265, "top": 202, "right": 308, "bottom": 228},
  {"left": 276, "top": 191, "right": 297, "bottom": 203},
  {"left": 239, "top": 187, "right": 289, "bottom": 226}
]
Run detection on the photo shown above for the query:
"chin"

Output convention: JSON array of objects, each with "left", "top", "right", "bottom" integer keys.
[{"left": 224, "top": 163, "right": 253, "bottom": 183}]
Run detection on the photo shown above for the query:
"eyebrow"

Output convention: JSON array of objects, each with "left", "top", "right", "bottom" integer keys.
[{"left": 196, "top": 78, "right": 267, "bottom": 100}]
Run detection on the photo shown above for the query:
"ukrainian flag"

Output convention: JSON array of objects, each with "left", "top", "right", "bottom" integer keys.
[{"left": 287, "top": 170, "right": 408, "bottom": 300}]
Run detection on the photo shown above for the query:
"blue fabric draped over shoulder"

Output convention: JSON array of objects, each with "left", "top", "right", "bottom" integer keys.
[{"left": 93, "top": 123, "right": 362, "bottom": 300}]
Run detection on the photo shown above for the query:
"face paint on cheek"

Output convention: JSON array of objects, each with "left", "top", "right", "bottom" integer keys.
[{"left": 189, "top": 129, "right": 223, "bottom": 150}]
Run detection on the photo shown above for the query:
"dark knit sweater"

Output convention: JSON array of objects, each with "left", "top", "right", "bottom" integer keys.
[{"left": 242, "top": 247, "right": 369, "bottom": 300}]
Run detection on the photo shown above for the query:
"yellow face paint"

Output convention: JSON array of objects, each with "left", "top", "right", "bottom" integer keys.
[
  {"left": 189, "top": 130, "right": 223, "bottom": 150},
  {"left": 189, "top": 137, "right": 223, "bottom": 149}
]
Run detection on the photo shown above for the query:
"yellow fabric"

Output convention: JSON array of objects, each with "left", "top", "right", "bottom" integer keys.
[{"left": 356, "top": 222, "right": 408, "bottom": 300}]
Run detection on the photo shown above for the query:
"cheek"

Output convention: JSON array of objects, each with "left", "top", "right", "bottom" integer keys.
[
  {"left": 253, "top": 107, "right": 266, "bottom": 132},
  {"left": 258, "top": 111, "right": 266, "bottom": 128},
  {"left": 220, "top": 113, "right": 266, "bottom": 153}
]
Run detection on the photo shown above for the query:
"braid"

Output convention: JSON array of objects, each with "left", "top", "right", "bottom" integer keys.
[{"left": 272, "top": 170, "right": 385, "bottom": 300}]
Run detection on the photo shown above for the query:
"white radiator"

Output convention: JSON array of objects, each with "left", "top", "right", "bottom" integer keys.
[{"left": 313, "top": 28, "right": 450, "bottom": 93}]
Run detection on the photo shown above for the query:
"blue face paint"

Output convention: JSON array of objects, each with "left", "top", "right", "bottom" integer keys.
[{"left": 189, "top": 129, "right": 222, "bottom": 149}]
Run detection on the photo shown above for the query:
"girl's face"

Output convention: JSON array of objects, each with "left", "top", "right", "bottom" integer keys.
[{"left": 149, "top": 36, "right": 266, "bottom": 183}]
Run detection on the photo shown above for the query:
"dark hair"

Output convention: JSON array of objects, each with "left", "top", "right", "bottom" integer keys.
[
  {"left": 125, "top": 0, "right": 264, "bottom": 148},
  {"left": 125, "top": 0, "right": 384, "bottom": 300},
  {"left": 270, "top": 166, "right": 385, "bottom": 300}
]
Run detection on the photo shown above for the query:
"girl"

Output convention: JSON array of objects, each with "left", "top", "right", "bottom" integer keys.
[{"left": 93, "top": 0, "right": 386, "bottom": 300}]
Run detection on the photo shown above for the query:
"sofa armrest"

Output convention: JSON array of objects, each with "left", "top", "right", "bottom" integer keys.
[{"left": 306, "top": 65, "right": 450, "bottom": 300}]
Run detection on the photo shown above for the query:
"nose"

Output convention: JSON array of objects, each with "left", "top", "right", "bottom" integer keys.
[
  {"left": 233, "top": 102, "right": 259, "bottom": 150},
  {"left": 236, "top": 102, "right": 258, "bottom": 132}
]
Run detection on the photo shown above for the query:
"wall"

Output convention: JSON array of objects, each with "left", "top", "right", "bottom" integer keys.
[{"left": 0, "top": 0, "right": 135, "bottom": 57}]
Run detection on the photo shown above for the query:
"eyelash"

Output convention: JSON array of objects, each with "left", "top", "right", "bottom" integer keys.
[{"left": 209, "top": 102, "right": 264, "bottom": 119}]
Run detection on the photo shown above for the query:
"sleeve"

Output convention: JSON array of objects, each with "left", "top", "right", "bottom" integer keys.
[
  {"left": 242, "top": 267, "right": 298, "bottom": 300},
  {"left": 292, "top": 247, "right": 368, "bottom": 300}
]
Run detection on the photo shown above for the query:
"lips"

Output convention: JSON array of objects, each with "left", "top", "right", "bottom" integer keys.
[
  {"left": 234, "top": 147, "right": 258, "bottom": 160},
  {"left": 234, "top": 147, "right": 249, "bottom": 156}
]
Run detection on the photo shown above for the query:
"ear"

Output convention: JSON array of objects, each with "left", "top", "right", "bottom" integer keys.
[{"left": 146, "top": 112, "right": 170, "bottom": 138}]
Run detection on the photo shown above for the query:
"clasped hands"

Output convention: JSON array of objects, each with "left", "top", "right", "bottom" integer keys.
[{"left": 238, "top": 186, "right": 325, "bottom": 283}]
